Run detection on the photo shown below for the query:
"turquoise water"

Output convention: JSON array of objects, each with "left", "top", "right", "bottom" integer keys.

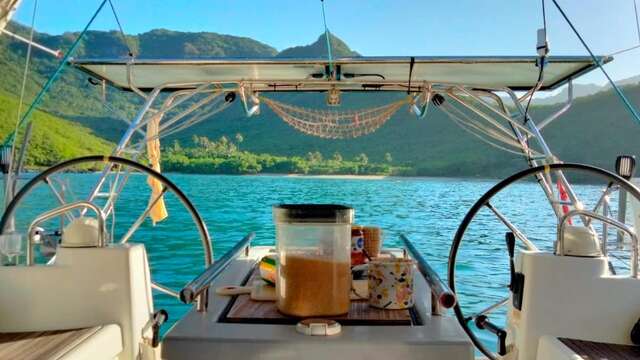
[{"left": 2, "top": 173, "right": 617, "bottom": 350}]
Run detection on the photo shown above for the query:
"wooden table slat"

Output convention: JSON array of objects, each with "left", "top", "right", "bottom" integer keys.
[{"left": 221, "top": 267, "right": 417, "bottom": 326}]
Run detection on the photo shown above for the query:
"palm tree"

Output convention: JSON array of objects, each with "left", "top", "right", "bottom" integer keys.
[{"left": 355, "top": 153, "right": 368, "bottom": 165}]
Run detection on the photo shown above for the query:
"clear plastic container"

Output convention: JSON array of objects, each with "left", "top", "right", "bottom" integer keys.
[{"left": 273, "top": 204, "right": 353, "bottom": 317}]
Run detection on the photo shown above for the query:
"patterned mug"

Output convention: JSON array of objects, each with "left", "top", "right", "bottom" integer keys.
[{"left": 368, "top": 258, "right": 414, "bottom": 309}]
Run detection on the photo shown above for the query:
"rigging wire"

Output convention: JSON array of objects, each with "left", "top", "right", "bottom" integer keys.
[
  {"left": 635, "top": 0, "right": 640, "bottom": 43},
  {"left": 14, "top": 0, "right": 38, "bottom": 131},
  {"left": 438, "top": 104, "right": 539, "bottom": 156},
  {"left": 320, "top": 0, "right": 334, "bottom": 76},
  {"left": 609, "top": 0, "right": 640, "bottom": 56},
  {"left": 542, "top": 0, "right": 548, "bottom": 34},
  {"left": 4, "top": 0, "right": 38, "bottom": 209},
  {"left": 550, "top": 0, "right": 640, "bottom": 125},
  {"left": 440, "top": 96, "right": 533, "bottom": 150},
  {"left": 609, "top": 44, "right": 640, "bottom": 57},
  {"left": 107, "top": 0, "right": 134, "bottom": 57},
  {"left": 2, "top": 0, "right": 109, "bottom": 147}
]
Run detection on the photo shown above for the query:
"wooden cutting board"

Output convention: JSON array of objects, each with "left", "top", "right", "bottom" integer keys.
[{"left": 219, "top": 268, "right": 417, "bottom": 326}]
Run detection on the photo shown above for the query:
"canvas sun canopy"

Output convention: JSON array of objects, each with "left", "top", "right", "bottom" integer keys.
[{"left": 70, "top": 56, "right": 611, "bottom": 92}]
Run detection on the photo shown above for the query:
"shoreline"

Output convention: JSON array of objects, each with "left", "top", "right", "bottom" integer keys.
[
  {"left": 17, "top": 169, "right": 503, "bottom": 181},
  {"left": 283, "top": 174, "right": 388, "bottom": 180},
  {"left": 170, "top": 172, "right": 500, "bottom": 181}
]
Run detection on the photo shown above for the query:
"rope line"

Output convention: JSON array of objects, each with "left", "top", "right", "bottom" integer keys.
[
  {"left": 439, "top": 105, "right": 537, "bottom": 156},
  {"left": 2, "top": 0, "right": 109, "bottom": 147},
  {"left": 108, "top": 0, "right": 134, "bottom": 56},
  {"left": 440, "top": 96, "right": 536, "bottom": 154},
  {"left": 550, "top": 0, "right": 640, "bottom": 126},
  {"left": 443, "top": 101, "right": 523, "bottom": 148},
  {"left": 320, "top": 0, "right": 334, "bottom": 75}
]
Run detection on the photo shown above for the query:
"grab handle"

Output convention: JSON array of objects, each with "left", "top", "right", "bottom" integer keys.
[{"left": 400, "top": 234, "right": 457, "bottom": 315}]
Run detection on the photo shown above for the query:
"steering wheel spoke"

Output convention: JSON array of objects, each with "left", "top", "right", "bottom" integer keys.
[
  {"left": 120, "top": 186, "right": 168, "bottom": 244},
  {"left": 485, "top": 202, "right": 538, "bottom": 251},
  {"left": 468, "top": 296, "right": 510, "bottom": 320},
  {"left": 103, "top": 164, "right": 134, "bottom": 218},
  {"left": 43, "top": 176, "right": 75, "bottom": 222}
]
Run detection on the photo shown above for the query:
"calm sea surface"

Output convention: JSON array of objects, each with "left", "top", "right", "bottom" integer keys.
[{"left": 2, "top": 173, "right": 614, "bottom": 349}]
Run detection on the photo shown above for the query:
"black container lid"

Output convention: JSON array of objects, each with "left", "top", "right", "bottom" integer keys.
[{"left": 273, "top": 204, "right": 354, "bottom": 224}]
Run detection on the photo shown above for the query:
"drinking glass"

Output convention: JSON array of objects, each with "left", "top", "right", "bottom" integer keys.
[{"left": 0, "top": 233, "right": 23, "bottom": 266}]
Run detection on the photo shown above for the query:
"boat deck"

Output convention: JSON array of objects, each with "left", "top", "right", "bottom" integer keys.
[
  {"left": 0, "top": 327, "right": 100, "bottom": 360},
  {"left": 559, "top": 338, "right": 640, "bottom": 360},
  {"left": 162, "top": 246, "right": 474, "bottom": 360}
]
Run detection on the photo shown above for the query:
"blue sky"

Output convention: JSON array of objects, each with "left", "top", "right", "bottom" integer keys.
[{"left": 12, "top": 0, "right": 640, "bottom": 86}]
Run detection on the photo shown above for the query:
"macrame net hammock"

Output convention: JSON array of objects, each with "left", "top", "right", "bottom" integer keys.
[{"left": 261, "top": 97, "right": 409, "bottom": 139}]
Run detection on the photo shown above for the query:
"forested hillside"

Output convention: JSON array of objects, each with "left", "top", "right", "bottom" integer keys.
[{"left": 0, "top": 92, "right": 113, "bottom": 166}]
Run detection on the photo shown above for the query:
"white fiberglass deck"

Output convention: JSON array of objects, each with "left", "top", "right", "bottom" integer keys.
[{"left": 162, "top": 246, "right": 474, "bottom": 360}]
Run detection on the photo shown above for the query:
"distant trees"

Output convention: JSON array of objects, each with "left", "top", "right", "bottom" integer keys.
[
  {"left": 235, "top": 133, "right": 244, "bottom": 146},
  {"left": 306, "top": 151, "right": 323, "bottom": 163},
  {"left": 384, "top": 152, "right": 392, "bottom": 163},
  {"left": 172, "top": 140, "right": 182, "bottom": 152},
  {"left": 355, "top": 153, "right": 368, "bottom": 165},
  {"left": 163, "top": 135, "right": 405, "bottom": 176}
]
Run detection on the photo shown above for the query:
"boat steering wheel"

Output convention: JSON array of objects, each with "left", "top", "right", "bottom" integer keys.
[
  {"left": 0, "top": 155, "right": 212, "bottom": 303},
  {"left": 448, "top": 163, "right": 640, "bottom": 359}
]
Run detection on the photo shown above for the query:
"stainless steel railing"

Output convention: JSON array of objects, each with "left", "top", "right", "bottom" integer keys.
[
  {"left": 27, "top": 201, "right": 106, "bottom": 265},
  {"left": 400, "top": 234, "right": 457, "bottom": 315},
  {"left": 557, "top": 209, "right": 638, "bottom": 278},
  {"left": 180, "top": 232, "right": 255, "bottom": 312}
]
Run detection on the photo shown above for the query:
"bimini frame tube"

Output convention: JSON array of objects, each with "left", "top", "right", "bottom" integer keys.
[
  {"left": 84, "top": 86, "right": 162, "bottom": 208},
  {"left": 0, "top": 28, "right": 62, "bottom": 58},
  {"left": 502, "top": 87, "right": 590, "bottom": 224},
  {"left": 537, "top": 79, "right": 574, "bottom": 131}
]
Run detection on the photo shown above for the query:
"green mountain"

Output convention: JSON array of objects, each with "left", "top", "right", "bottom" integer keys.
[
  {"left": 1, "top": 21, "right": 639, "bottom": 177},
  {"left": 0, "top": 92, "right": 114, "bottom": 166},
  {"left": 277, "top": 33, "right": 360, "bottom": 58},
  {"left": 136, "top": 29, "right": 278, "bottom": 58}
]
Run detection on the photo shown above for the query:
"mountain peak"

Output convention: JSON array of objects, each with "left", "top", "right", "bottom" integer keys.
[{"left": 277, "top": 32, "right": 359, "bottom": 58}]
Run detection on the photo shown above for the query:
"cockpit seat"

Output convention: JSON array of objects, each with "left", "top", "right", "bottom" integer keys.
[
  {"left": 537, "top": 335, "right": 640, "bottom": 360},
  {"left": 0, "top": 323, "right": 122, "bottom": 360}
]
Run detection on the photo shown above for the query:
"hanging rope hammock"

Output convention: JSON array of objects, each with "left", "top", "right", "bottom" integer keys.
[{"left": 261, "top": 96, "right": 409, "bottom": 139}]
